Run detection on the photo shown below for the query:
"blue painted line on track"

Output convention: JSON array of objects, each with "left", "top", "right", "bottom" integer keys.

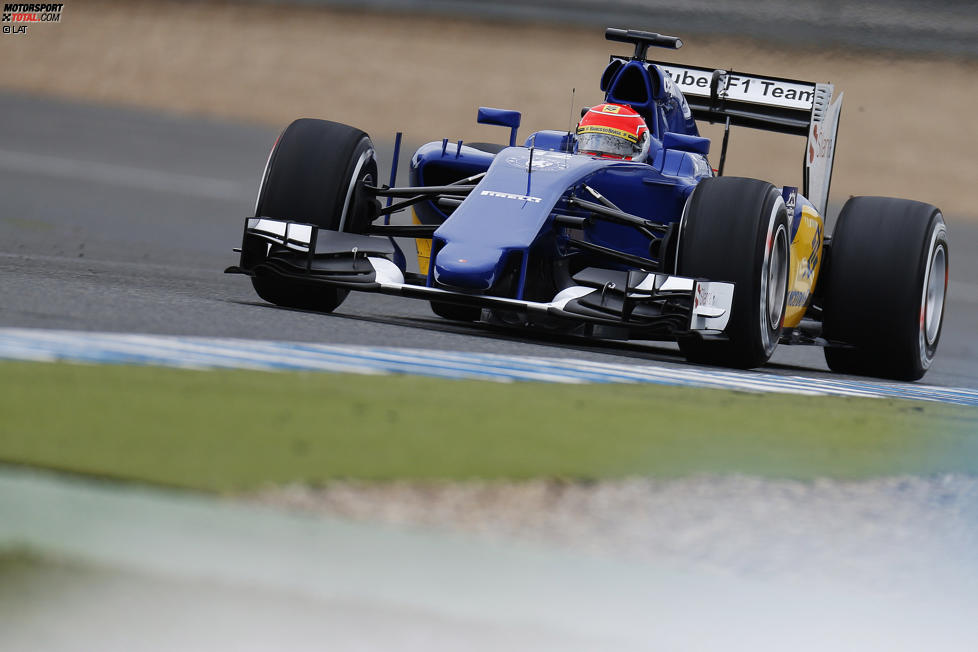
[{"left": 1, "top": 328, "right": 977, "bottom": 407}]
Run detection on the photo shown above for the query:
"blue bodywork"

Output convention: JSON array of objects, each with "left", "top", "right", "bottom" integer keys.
[
  {"left": 232, "top": 28, "right": 849, "bottom": 363},
  {"left": 408, "top": 58, "right": 714, "bottom": 302}
]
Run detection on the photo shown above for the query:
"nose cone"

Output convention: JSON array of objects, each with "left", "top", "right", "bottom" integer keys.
[{"left": 433, "top": 243, "right": 510, "bottom": 291}]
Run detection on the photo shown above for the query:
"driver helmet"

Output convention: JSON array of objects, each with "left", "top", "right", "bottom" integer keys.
[{"left": 576, "top": 103, "right": 650, "bottom": 161}]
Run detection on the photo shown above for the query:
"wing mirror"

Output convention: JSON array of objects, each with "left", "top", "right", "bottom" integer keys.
[
  {"left": 662, "top": 132, "right": 710, "bottom": 156},
  {"left": 477, "top": 107, "right": 522, "bottom": 147}
]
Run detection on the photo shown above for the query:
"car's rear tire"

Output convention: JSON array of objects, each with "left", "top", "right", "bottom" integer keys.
[
  {"left": 251, "top": 118, "right": 379, "bottom": 312},
  {"left": 677, "top": 177, "right": 790, "bottom": 369},
  {"left": 821, "top": 196, "right": 947, "bottom": 381}
]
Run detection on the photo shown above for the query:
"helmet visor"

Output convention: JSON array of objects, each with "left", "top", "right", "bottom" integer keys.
[{"left": 576, "top": 131, "right": 639, "bottom": 159}]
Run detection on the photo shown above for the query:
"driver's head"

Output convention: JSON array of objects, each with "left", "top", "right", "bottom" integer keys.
[{"left": 576, "top": 104, "right": 650, "bottom": 161}]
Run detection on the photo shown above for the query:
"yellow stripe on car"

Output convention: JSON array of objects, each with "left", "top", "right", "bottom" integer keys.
[
  {"left": 783, "top": 205, "right": 824, "bottom": 328},
  {"left": 413, "top": 210, "right": 432, "bottom": 275}
]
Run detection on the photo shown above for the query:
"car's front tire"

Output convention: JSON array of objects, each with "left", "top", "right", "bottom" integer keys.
[
  {"left": 251, "top": 118, "right": 379, "bottom": 312},
  {"left": 677, "top": 177, "right": 790, "bottom": 369}
]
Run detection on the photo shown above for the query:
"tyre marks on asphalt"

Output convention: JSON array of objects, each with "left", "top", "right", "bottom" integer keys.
[{"left": 1, "top": 327, "right": 977, "bottom": 407}]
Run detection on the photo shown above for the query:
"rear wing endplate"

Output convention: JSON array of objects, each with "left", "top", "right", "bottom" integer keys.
[{"left": 645, "top": 59, "right": 843, "bottom": 216}]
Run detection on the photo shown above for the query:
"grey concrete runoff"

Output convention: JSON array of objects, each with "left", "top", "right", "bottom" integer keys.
[{"left": 2, "top": 466, "right": 977, "bottom": 652}]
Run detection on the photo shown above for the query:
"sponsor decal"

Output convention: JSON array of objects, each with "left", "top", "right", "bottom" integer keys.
[
  {"left": 689, "top": 153, "right": 711, "bottom": 178},
  {"left": 794, "top": 218, "right": 821, "bottom": 282},
  {"left": 505, "top": 155, "right": 552, "bottom": 171},
  {"left": 782, "top": 186, "right": 800, "bottom": 239},
  {"left": 783, "top": 187, "right": 797, "bottom": 215},
  {"left": 602, "top": 105, "right": 621, "bottom": 114},
  {"left": 808, "top": 122, "right": 834, "bottom": 166},
  {"left": 806, "top": 223, "right": 821, "bottom": 279},
  {"left": 576, "top": 124, "right": 639, "bottom": 143},
  {"left": 694, "top": 283, "right": 717, "bottom": 309},
  {"left": 659, "top": 65, "right": 815, "bottom": 111},
  {"left": 480, "top": 190, "right": 542, "bottom": 204},
  {"left": 787, "top": 290, "right": 808, "bottom": 307},
  {"left": 2, "top": 2, "right": 64, "bottom": 36},
  {"left": 670, "top": 76, "right": 693, "bottom": 120},
  {"left": 504, "top": 151, "right": 571, "bottom": 172},
  {"left": 654, "top": 68, "right": 693, "bottom": 121},
  {"left": 783, "top": 208, "right": 823, "bottom": 328}
]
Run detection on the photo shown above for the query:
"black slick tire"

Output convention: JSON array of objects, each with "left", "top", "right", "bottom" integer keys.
[
  {"left": 677, "top": 177, "right": 790, "bottom": 369},
  {"left": 821, "top": 196, "right": 948, "bottom": 381},
  {"left": 252, "top": 118, "right": 378, "bottom": 312}
]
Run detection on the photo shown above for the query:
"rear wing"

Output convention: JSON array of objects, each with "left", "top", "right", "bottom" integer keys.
[{"left": 646, "top": 59, "right": 843, "bottom": 216}]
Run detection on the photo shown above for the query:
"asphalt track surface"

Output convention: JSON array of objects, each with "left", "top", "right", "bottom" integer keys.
[{"left": 1, "top": 91, "right": 977, "bottom": 389}]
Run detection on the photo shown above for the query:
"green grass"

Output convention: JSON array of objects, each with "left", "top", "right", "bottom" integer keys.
[
  {"left": 0, "top": 546, "right": 57, "bottom": 576},
  {"left": 1, "top": 360, "right": 975, "bottom": 491}
]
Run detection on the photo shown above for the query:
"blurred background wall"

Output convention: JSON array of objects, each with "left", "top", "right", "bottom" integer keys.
[
  {"left": 0, "top": 0, "right": 974, "bottom": 215},
  {"left": 253, "top": 0, "right": 978, "bottom": 57}
]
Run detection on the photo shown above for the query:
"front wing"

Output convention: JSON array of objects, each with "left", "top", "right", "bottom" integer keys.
[{"left": 226, "top": 218, "right": 735, "bottom": 340}]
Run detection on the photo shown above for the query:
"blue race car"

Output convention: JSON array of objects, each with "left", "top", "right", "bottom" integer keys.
[{"left": 227, "top": 28, "right": 949, "bottom": 380}]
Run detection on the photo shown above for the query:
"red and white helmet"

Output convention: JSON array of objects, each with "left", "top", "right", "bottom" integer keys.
[{"left": 576, "top": 103, "right": 650, "bottom": 160}]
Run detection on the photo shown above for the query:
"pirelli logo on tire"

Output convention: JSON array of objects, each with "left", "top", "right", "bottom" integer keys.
[{"left": 2, "top": 2, "right": 64, "bottom": 36}]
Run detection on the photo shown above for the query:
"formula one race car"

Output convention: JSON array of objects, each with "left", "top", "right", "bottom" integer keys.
[{"left": 227, "top": 28, "right": 949, "bottom": 380}]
